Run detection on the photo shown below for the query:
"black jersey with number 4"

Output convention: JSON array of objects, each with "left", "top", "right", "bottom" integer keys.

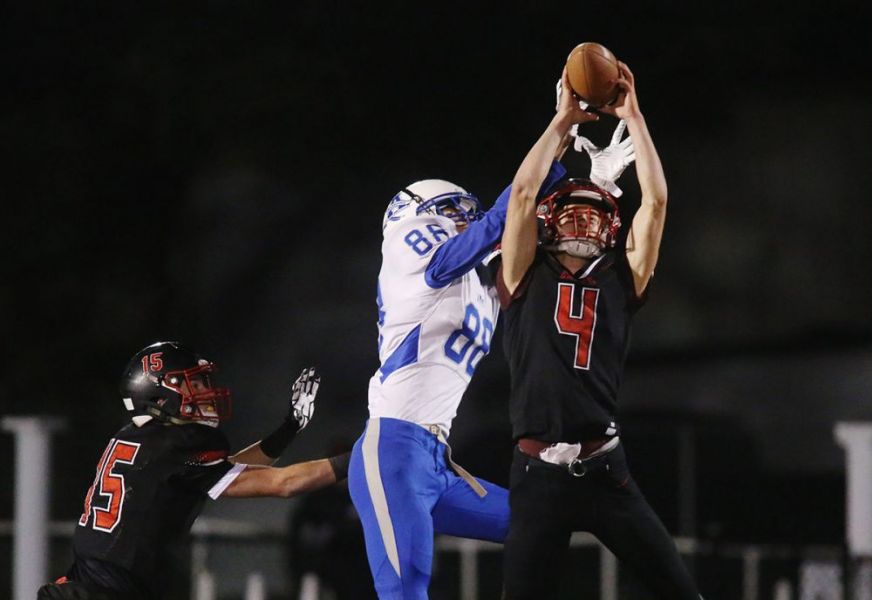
[
  {"left": 497, "top": 248, "right": 645, "bottom": 443},
  {"left": 70, "top": 421, "right": 235, "bottom": 598}
]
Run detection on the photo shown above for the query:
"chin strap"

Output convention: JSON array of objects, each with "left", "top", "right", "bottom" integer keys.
[
  {"left": 556, "top": 240, "right": 603, "bottom": 259},
  {"left": 543, "top": 239, "right": 603, "bottom": 259}
]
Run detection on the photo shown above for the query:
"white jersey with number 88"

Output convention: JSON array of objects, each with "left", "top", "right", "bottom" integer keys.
[{"left": 368, "top": 213, "right": 499, "bottom": 437}]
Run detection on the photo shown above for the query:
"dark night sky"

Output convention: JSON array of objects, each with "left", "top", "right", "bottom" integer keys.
[{"left": 3, "top": 1, "right": 872, "bottom": 545}]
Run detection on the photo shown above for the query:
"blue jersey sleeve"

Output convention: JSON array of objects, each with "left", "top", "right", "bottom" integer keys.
[{"left": 424, "top": 160, "right": 567, "bottom": 288}]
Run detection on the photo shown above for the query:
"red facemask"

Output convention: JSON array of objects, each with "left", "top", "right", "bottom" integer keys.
[
  {"left": 537, "top": 180, "right": 621, "bottom": 257},
  {"left": 161, "top": 363, "right": 232, "bottom": 422}
]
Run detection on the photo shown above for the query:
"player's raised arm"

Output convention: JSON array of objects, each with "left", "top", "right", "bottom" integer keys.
[
  {"left": 601, "top": 61, "right": 667, "bottom": 297},
  {"left": 229, "top": 367, "right": 319, "bottom": 466},
  {"left": 421, "top": 160, "right": 567, "bottom": 288},
  {"left": 500, "top": 69, "right": 598, "bottom": 295}
]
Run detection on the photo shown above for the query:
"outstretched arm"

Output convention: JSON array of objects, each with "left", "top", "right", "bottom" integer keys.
[
  {"left": 500, "top": 69, "right": 599, "bottom": 295},
  {"left": 424, "top": 160, "right": 567, "bottom": 288},
  {"left": 601, "top": 62, "right": 667, "bottom": 297},
  {"left": 221, "top": 454, "right": 347, "bottom": 498},
  {"left": 229, "top": 367, "right": 320, "bottom": 466}
]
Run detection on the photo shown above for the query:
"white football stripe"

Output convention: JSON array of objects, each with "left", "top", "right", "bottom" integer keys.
[{"left": 362, "top": 418, "right": 401, "bottom": 578}]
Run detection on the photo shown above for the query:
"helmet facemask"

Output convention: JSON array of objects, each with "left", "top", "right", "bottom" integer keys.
[
  {"left": 428, "top": 195, "right": 483, "bottom": 231},
  {"left": 159, "top": 362, "right": 231, "bottom": 425},
  {"left": 538, "top": 181, "right": 621, "bottom": 258}
]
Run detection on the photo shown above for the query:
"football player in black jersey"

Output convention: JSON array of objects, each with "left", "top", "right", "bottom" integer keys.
[
  {"left": 497, "top": 67, "right": 701, "bottom": 598},
  {"left": 38, "top": 341, "right": 351, "bottom": 600}
]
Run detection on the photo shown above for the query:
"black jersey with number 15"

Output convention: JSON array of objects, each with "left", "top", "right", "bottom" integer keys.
[
  {"left": 70, "top": 421, "right": 235, "bottom": 598},
  {"left": 497, "top": 248, "right": 645, "bottom": 444}
]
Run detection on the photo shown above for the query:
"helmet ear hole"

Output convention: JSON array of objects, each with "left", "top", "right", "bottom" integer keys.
[{"left": 540, "top": 226, "right": 556, "bottom": 243}]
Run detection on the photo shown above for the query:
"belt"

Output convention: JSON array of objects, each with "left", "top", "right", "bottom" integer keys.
[
  {"left": 517, "top": 437, "right": 616, "bottom": 477},
  {"left": 424, "top": 424, "right": 488, "bottom": 498},
  {"left": 518, "top": 438, "right": 613, "bottom": 460}
]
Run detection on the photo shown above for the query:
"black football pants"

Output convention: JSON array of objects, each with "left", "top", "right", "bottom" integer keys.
[{"left": 503, "top": 443, "right": 701, "bottom": 599}]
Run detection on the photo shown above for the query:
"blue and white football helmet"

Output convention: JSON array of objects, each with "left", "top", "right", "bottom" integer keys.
[{"left": 383, "top": 179, "right": 484, "bottom": 233}]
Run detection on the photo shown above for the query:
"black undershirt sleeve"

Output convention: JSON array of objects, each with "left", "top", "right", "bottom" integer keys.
[{"left": 327, "top": 451, "right": 351, "bottom": 481}]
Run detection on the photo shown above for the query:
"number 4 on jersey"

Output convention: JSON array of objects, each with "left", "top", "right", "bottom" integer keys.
[
  {"left": 554, "top": 282, "right": 599, "bottom": 370},
  {"left": 79, "top": 439, "right": 141, "bottom": 533}
]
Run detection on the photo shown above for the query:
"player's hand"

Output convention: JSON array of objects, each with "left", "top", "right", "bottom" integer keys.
[
  {"left": 289, "top": 367, "right": 319, "bottom": 431},
  {"left": 555, "top": 78, "right": 589, "bottom": 113},
  {"left": 574, "top": 120, "right": 635, "bottom": 197},
  {"left": 556, "top": 68, "right": 599, "bottom": 126},
  {"left": 599, "top": 61, "right": 641, "bottom": 121}
]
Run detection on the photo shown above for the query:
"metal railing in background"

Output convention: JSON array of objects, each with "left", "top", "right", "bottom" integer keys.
[
  {"left": 436, "top": 533, "right": 866, "bottom": 600},
  {"left": 2, "top": 519, "right": 868, "bottom": 600}
]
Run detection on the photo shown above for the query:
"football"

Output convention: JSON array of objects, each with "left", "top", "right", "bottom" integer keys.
[{"left": 565, "top": 42, "right": 620, "bottom": 108}]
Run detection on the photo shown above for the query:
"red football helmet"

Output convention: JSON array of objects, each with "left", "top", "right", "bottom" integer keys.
[{"left": 537, "top": 178, "right": 621, "bottom": 258}]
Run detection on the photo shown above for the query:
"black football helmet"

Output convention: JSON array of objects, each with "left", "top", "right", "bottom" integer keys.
[
  {"left": 120, "top": 341, "right": 231, "bottom": 425},
  {"left": 537, "top": 178, "right": 621, "bottom": 258}
]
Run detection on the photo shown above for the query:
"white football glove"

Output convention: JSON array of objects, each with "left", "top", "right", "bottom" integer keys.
[
  {"left": 555, "top": 78, "right": 588, "bottom": 112},
  {"left": 573, "top": 120, "right": 635, "bottom": 198},
  {"left": 289, "top": 367, "right": 319, "bottom": 431}
]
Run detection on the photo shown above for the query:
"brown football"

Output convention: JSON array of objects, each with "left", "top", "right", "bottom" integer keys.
[{"left": 565, "top": 42, "right": 620, "bottom": 108}]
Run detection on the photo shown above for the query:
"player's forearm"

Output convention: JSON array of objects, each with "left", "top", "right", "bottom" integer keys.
[
  {"left": 624, "top": 114, "right": 667, "bottom": 296},
  {"left": 426, "top": 161, "right": 566, "bottom": 288},
  {"left": 275, "top": 459, "right": 337, "bottom": 497},
  {"left": 501, "top": 192, "right": 539, "bottom": 293},
  {"left": 227, "top": 407, "right": 307, "bottom": 467},
  {"left": 555, "top": 129, "right": 573, "bottom": 162},
  {"left": 625, "top": 114, "right": 667, "bottom": 209},
  {"left": 502, "top": 114, "right": 574, "bottom": 291},
  {"left": 512, "top": 113, "right": 575, "bottom": 204},
  {"left": 425, "top": 198, "right": 508, "bottom": 287},
  {"left": 222, "top": 458, "right": 337, "bottom": 498},
  {"left": 275, "top": 453, "right": 348, "bottom": 497}
]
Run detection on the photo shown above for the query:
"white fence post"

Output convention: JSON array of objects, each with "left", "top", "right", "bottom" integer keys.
[
  {"left": 298, "top": 573, "right": 320, "bottom": 600},
  {"left": 742, "top": 546, "right": 761, "bottom": 600},
  {"left": 2, "top": 416, "right": 65, "bottom": 600},
  {"left": 245, "top": 571, "right": 266, "bottom": 600},
  {"left": 191, "top": 540, "right": 215, "bottom": 600},
  {"left": 772, "top": 578, "right": 792, "bottom": 600},
  {"left": 599, "top": 544, "right": 618, "bottom": 600},
  {"left": 835, "top": 423, "right": 872, "bottom": 558},
  {"left": 193, "top": 570, "right": 216, "bottom": 600},
  {"left": 458, "top": 538, "right": 479, "bottom": 600}
]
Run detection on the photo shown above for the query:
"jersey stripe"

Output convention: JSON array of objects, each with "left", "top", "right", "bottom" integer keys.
[
  {"left": 207, "top": 463, "right": 246, "bottom": 500},
  {"left": 378, "top": 324, "right": 421, "bottom": 383}
]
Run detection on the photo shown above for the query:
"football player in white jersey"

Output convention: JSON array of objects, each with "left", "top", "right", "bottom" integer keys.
[{"left": 348, "top": 74, "right": 599, "bottom": 599}]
